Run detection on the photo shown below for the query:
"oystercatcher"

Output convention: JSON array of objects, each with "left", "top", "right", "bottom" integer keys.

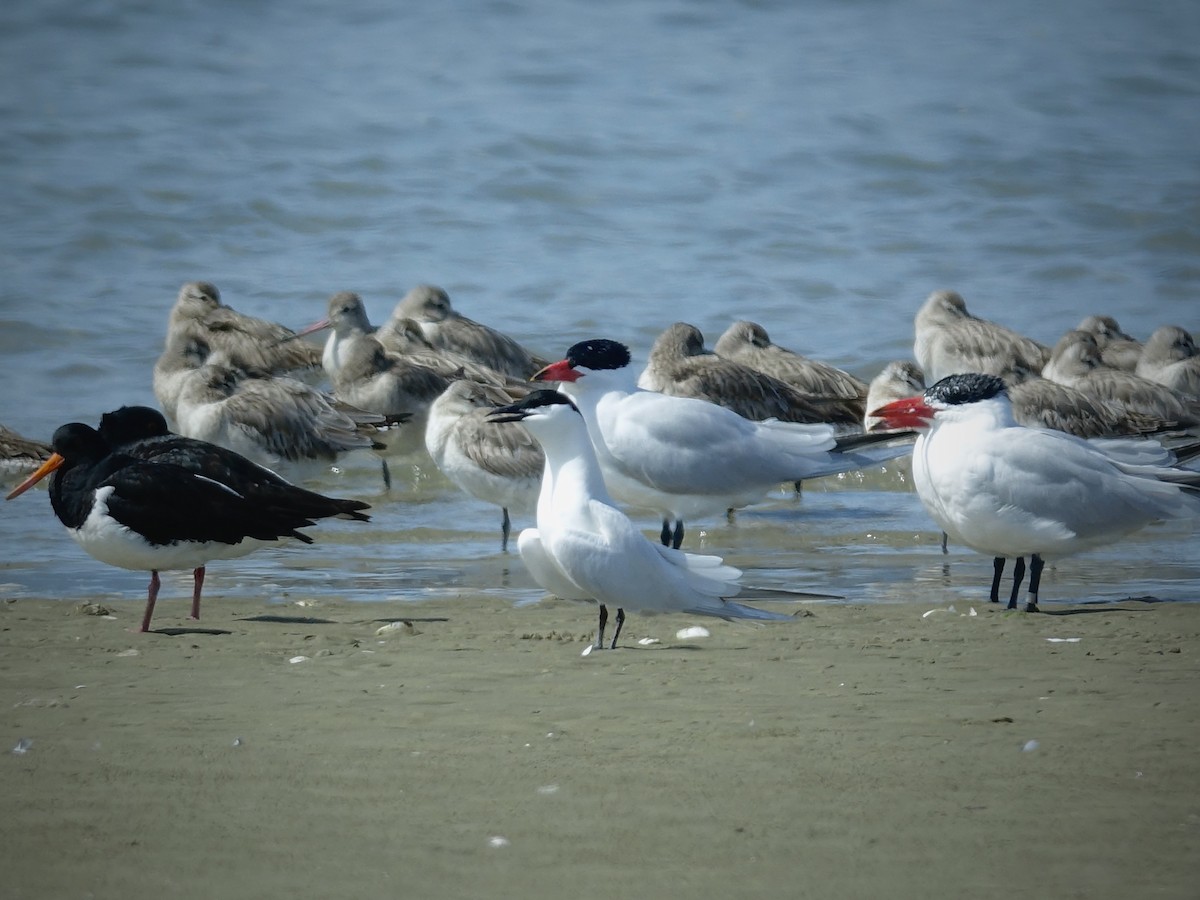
[{"left": 7, "top": 416, "right": 370, "bottom": 632}]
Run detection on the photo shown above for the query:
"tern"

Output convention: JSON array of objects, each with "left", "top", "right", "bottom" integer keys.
[
  {"left": 6, "top": 422, "right": 369, "bottom": 632},
  {"left": 534, "top": 339, "right": 912, "bottom": 549},
  {"left": 914, "top": 290, "right": 1050, "bottom": 385},
  {"left": 487, "top": 390, "right": 792, "bottom": 649},
  {"left": 870, "top": 373, "right": 1200, "bottom": 611}
]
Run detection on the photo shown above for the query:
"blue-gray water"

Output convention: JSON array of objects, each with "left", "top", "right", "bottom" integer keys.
[{"left": 1, "top": 0, "right": 1197, "bottom": 613}]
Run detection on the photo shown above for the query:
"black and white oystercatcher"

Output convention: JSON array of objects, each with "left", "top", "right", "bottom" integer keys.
[{"left": 6, "top": 415, "right": 371, "bottom": 632}]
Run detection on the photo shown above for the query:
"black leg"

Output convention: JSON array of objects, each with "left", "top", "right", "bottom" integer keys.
[
  {"left": 1026, "top": 555, "right": 1044, "bottom": 612},
  {"left": 610, "top": 608, "right": 626, "bottom": 650},
  {"left": 989, "top": 557, "right": 1006, "bottom": 604},
  {"left": 380, "top": 458, "right": 392, "bottom": 491},
  {"left": 501, "top": 508, "right": 511, "bottom": 552},
  {"left": 941, "top": 531, "right": 949, "bottom": 554},
  {"left": 596, "top": 604, "right": 608, "bottom": 650},
  {"left": 659, "top": 520, "right": 671, "bottom": 547},
  {"left": 671, "top": 520, "right": 684, "bottom": 550},
  {"left": 1007, "top": 557, "right": 1026, "bottom": 610}
]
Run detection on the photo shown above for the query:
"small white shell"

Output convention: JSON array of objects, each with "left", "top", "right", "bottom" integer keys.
[
  {"left": 675, "top": 626, "right": 710, "bottom": 640},
  {"left": 288, "top": 655, "right": 309, "bottom": 664},
  {"left": 637, "top": 638, "right": 661, "bottom": 646},
  {"left": 487, "top": 836, "right": 510, "bottom": 848},
  {"left": 376, "top": 621, "right": 419, "bottom": 636}
]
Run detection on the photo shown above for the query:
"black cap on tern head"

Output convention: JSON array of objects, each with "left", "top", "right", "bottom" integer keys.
[
  {"left": 564, "top": 339, "right": 631, "bottom": 371},
  {"left": 925, "top": 373, "right": 1007, "bottom": 407},
  {"left": 487, "top": 389, "right": 580, "bottom": 423}
]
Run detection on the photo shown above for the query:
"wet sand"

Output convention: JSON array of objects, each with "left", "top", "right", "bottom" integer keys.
[{"left": 2, "top": 592, "right": 1198, "bottom": 900}]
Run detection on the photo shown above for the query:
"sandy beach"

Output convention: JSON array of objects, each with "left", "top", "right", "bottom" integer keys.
[{"left": 2, "top": 591, "right": 1198, "bottom": 900}]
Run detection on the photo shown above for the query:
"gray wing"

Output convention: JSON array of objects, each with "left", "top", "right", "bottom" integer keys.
[
  {"left": 662, "top": 358, "right": 848, "bottom": 425},
  {"left": 230, "top": 378, "right": 377, "bottom": 459},
  {"left": 455, "top": 411, "right": 544, "bottom": 479}
]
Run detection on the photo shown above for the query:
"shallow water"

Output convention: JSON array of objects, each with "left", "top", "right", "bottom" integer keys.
[{"left": 1, "top": 0, "right": 1197, "bottom": 609}]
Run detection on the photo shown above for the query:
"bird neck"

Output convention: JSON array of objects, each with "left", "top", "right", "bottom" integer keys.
[{"left": 536, "top": 424, "right": 613, "bottom": 516}]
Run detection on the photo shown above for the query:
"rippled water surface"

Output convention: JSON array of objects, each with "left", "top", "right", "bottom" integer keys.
[{"left": 1, "top": 0, "right": 1198, "bottom": 611}]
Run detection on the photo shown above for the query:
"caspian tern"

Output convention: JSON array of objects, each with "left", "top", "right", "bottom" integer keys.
[
  {"left": 1136, "top": 326, "right": 1200, "bottom": 397},
  {"left": 164, "top": 281, "right": 323, "bottom": 383},
  {"left": 6, "top": 421, "right": 368, "bottom": 632},
  {"left": 487, "top": 390, "right": 792, "bottom": 649},
  {"left": 387, "top": 284, "right": 547, "bottom": 380},
  {"left": 712, "top": 320, "right": 868, "bottom": 421},
  {"left": 870, "top": 373, "right": 1200, "bottom": 611},
  {"left": 914, "top": 290, "right": 1050, "bottom": 385},
  {"left": 1076, "top": 315, "right": 1142, "bottom": 372},
  {"left": 639, "top": 322, "right": 859, "bottom": 425},
  {"left": 425, "top": 380, "right": 542, "bottom": 550},
  {"left": 534, "top": 339, "right": 913, "bottom": 549}
]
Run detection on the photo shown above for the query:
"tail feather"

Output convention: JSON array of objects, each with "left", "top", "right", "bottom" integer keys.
[{"left": 686, "top": 599, "right": 793, "bottom": 621}]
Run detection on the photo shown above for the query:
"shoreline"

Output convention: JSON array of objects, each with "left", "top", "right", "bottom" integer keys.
[{"left": 2, "top": 593, "right": 1198, "bottom": 899}]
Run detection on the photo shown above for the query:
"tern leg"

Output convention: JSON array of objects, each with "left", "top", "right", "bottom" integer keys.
[
  {"left": 140, "top": 570, "right": 162, "bottom": 633},
  {"left": 1026, "top": 555, "right": 1044, "bottom": 613},
  {"left": 501, "top": 508, "right": 511, "bottom": 552},
  {"left": 596, "top": 604, "right": 609, "bottom": 650},
  {"left": 671, "top": 520, "right": 685, "bottom": 550},
  {"left": 941, "top": 532, "right": 948, "bottom": 554},
  {"left": 659, "top": 520, "right": 672, "bottom": 547},
  {"left": 190, "top": 566, "right": 206, "bottom": 620},
  {"left": 989, "top": 557, "right": 1006, "bottom": 603},
  {"left": 1006, "top": 557, "right": 1026, "bottom": 610},
  {"left": 609, "top": 608, "right": 626, "bottom": 650},
  {"left": 380, "top": 458, "right": 392, "bottom": 491}
]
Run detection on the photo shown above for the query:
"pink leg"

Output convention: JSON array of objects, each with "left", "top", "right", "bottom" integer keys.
[
  {"left": 190, "top": 566, "right": 205, "bottom": 620},
  {"left": 140, "top": 570, "right": 161, "bottom": 633}
]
